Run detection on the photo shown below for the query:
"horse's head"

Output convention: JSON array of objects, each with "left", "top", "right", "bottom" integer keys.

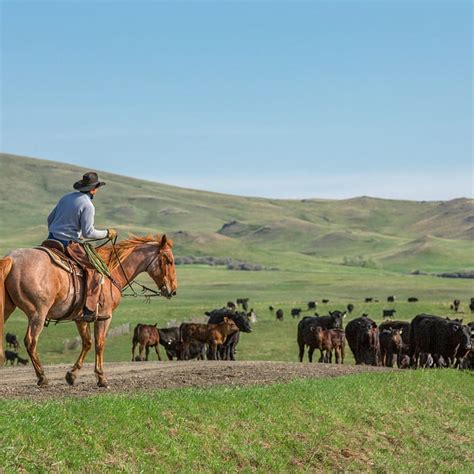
[{"left": 147, "top": 235, "right": 177, "bottom": 299}]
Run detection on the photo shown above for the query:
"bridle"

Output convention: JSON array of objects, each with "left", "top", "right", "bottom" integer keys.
[{"left": 110, "top": 237, "right": 171, "bottom": 301}]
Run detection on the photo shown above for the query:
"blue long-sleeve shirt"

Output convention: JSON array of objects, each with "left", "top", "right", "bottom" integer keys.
[{"left": 47, "top": 192, "right": 108, "bottom": 242}]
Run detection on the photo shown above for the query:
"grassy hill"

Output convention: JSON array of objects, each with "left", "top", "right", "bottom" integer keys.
[{"left": 1, "top": 152, "right": 473, "bottom": 273}]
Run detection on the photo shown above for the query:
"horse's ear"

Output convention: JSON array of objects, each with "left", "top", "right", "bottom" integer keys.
[{"left": 160, "top": 234, "right": 168, "bottom": 246}]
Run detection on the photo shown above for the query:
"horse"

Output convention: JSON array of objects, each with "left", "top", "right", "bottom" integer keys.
[{"left": 0, "top": 234, "right": 177, "bottom": 387}]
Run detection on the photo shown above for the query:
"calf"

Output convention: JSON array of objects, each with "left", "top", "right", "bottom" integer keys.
[
  {"left": 131, "top": 324, "right": 162, "bottom": 361},
  {"left": 345, "top": 316, "right": 380, "bottom": 366},
  {"left": 297, "top": 311, "right": 346, "bottom": 362},
  {"left": 180, "top": 318, "right": 239, "bottom": 360},
  {"left": 379, "top": 320, "right": 410, "bottom": 347},
  {"left": 4, "top": 350, "right": 28, "bottom": 365},
  {"left": 291, "top": 308, "right": 302, "bottom": 319},
  {"left": 6, "top": 333, "right": 19, "bottom": 350},
  {"left": 382, "top": 309, "right": 396, "bottom": 319},
  {"left": 311, "top": 327, "right": 345, "bottom": 364},
  {"left": 205, "top": 307, "right": 252, "bottom": 360},
  {"left": 157, "top": 327, "right": 206, "bottom": 360},
  {"left": 276, "top": 309, "right": 284, "bottom": 321},
  {"left": 379, "top": 328, "right": 406, "bottom": 367}
]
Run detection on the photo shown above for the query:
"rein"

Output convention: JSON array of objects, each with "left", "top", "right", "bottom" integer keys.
[{"left": 109, "top": 236, "right": 163, "bottom": 302}]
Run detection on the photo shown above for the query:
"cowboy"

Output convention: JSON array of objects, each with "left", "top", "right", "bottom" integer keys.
[{"left": 47, "top": 171, "right": 117, "bottom": 322}]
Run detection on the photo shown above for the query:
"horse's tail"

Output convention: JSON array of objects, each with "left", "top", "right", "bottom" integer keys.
[{"left": 0, "top": 257, "right": 13, "bottom": 365}]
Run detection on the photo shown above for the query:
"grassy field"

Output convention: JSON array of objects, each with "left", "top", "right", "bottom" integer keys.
[
  {"left": 1, "top": 153, "right": 473, "bottom": 472},
  {"left": 4, "top": 266, "right": 473, "bottom": 366},
  {"left": 1, "top": 370, "right": 473, "bottom": 472}
]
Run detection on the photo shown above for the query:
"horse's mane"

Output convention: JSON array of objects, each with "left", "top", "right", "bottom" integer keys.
[{"left": 98, "top": 234, "right": 172, "bottom": 271}]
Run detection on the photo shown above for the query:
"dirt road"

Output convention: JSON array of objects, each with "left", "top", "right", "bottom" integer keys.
[{"left": 0, "top": 361, "right": 391, "bottom": 400}]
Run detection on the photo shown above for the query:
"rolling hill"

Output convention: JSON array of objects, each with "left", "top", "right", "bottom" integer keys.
[{"left": 0, "top": 152, "right": 472, "bottom": 273}]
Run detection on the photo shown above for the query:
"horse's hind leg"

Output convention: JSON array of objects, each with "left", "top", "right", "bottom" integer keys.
[
  {"left": 66, "top": 321, "right": 92, "bottom": 386},
  {"left": 94, "top": 318, "right": 112, "bottom": 387},
  {"left": 24, "top": 316, "right": 48, "bottom": 386}
]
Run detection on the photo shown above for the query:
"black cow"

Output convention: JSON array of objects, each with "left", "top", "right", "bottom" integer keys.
[
  {"left": 297, "top": 311, "right": 346, "bottom": 362},
  {"left": 387, "top": 296, "right": 396, "bottom": 303},
  {"left": 461, "top": 322, "right": 474, "bottom": 369},
  {"left": 408, "top": 297, "right": 418, "bottom": 303},
  {"left": 4, "top": 350, "right": 28, "bottom": 365},
  {"left": 469, "top": 298, "right": 474, "bottom": 313},
  {"left": 158, "top": 327, "right": 206, "bottom": 360},
  {"left": 307, "top": 301, "right": 317, "bottom": 310},
  {"left": 347, "top": 304, "right": 354, "bottom": 314},
  {"left": 365, "top": 297, "right": 373, "bottom": 303},
  {"left": 276, "top": 309, "right": 284, "bottom": 321},
  {"left": 452, "top": 299, "right": 460, "bottom": 312},
  {"left": 236, "top": 298, "right": 249, "bottom": 311},
  {"left": 345, "top": 316, "right": 380, "bottom": 366},
  {"left": 382, "top": 309, "right": 396, "bottom": 319},
  {"left": 227, "top": 301, "right": 237, "bottom": 310},
  {"left": 322, "top": 299, "right": 329, "bottom": 304},
  {"left": 291, "top": 308, "right": 302, "bottom": 319},
  {"left": 205, "top": 307, "right": 252, "bottom": 360},
  {"left": 410, "top": 314, "right": 472, "bottom": 368},
  {"left": 269, "top": 305, "right": 275, "bottom": 312},
  {"left": 6, "top": 333, "right": 19, "bottom": 350}
]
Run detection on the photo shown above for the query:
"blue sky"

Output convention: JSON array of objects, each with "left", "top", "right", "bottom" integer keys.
[{"left": 1, "top": 0, "right": 472, "bottom": 200}]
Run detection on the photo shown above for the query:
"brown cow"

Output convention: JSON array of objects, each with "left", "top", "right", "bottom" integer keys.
[
  {"left": 132, "top": 324, "right": 162, "bottom": 361},
  {"left": 310, "top": 327, "right": 346, "bottom": 364},
  {"left": 379, "top": 328, "right": 406, "bottom": 367},
  {"left": 180, "top": 318, "right": 239, "bottom": 360}
]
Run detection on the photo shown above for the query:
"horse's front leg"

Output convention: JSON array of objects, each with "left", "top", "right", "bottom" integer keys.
[
  {"left": 66, "top": 321, "right": 92, "bottom": 386},
  {"left": 24, "top": 316, "right": 48, "bottom": 386},
  {"left": 94, "top": 318, "right": 112, "bottom": 387}
]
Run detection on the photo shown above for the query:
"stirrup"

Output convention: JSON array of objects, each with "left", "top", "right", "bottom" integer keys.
[{"left": 81, "top": 310, "right": 97, "bottom": 323}]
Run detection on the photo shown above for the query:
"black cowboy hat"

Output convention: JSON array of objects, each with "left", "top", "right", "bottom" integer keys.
[{"left": 73, "top": 172, "right": 106, "bottom": 192}]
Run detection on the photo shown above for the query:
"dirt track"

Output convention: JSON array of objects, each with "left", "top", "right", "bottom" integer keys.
[{"left": 0, "top": 361, "right": 391, "bottom": 400}]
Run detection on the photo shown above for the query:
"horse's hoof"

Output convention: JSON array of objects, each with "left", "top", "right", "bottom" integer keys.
[
  {"left": 97, "top": 380, "right": 109, "bottom": 388},
  {"left": 65, "top": 371, "right": 76, "bottom": 386},
  {"left": 37, "top": 377, "right": 49, "bottom": 388}
]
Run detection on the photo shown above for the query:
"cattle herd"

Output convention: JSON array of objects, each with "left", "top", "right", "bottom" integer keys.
[
  {"left": 4, "top": 296, "right": 474, "bottom": 370},
  {"left": 292, "top": 297, "right": 474, "bottom": 369},
  {"left": 132, "top": 304, "right": 253, "bottom": 362}
]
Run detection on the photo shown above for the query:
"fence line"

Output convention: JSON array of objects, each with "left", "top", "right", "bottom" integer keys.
[{"left": 63, "top": 322, "right": 131, "bottom": 353}]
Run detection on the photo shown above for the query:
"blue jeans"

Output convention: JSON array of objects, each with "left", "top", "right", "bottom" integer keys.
[{"left": 48, "top": 233, "right": 70, "bottom": 248}]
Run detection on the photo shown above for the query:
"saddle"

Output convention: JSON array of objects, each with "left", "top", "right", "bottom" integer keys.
[{"left": 36, "top": 239, "right": 83, "bottom": 276}]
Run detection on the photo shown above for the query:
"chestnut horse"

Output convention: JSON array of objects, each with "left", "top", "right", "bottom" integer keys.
[{"left": 0, "top": 234, "right": 177, "bottom": 387}]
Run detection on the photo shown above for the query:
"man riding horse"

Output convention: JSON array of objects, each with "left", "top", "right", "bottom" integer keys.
[{"left": 47, "top": 171, "right": 117, "bottom": 322}]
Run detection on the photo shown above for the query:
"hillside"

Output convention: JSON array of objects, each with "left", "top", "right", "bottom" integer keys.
[{"left": 0, "top": 153, "right": 473, "bottom": 272}]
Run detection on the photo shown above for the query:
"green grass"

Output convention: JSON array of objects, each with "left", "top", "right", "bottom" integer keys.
[{"left": 1, "top": 370, "right": 473, "bottom": 472}]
